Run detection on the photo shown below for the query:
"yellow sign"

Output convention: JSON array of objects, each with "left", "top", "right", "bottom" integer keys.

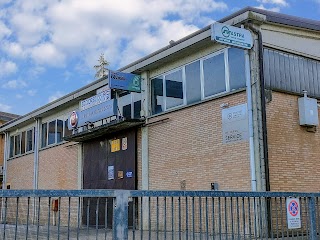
[
  {"left": 111, "top": 139, "right": 120, "bottom": 152},
  {"left": 118, "top": 171, "right": 124, "bottom": 179}
]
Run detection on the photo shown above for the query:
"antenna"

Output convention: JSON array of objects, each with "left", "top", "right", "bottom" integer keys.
[{"left": 94, "top": 53, "right": 109, "bottom": 79}]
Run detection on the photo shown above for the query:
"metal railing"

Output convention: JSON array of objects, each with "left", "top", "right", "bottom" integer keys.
[{"left": 0, "top": 190, "right": 319, "bottom": 239}]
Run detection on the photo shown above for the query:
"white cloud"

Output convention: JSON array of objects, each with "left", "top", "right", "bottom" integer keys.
[
  {"left": 3, "top": 80, "right": 27, "bottom": 89},
  {"left": 256, "top": 4, "right": 281, "bottom": 12},
  {"left": 16, "top": 94, "right": 23, "bottom": 99},
  {"left": 48, "top": 91, "right": 64, "bottom": 102},
  {"left": 258, "top": 0, "right": 288, "bottom": 6},
  {"left": 30, "top": 43, "right": 65, "bottom": 66},
  {"left": 2, "top": 41, "right": 25, "bottom": 58},
  {"left": 0, "top": 21, "right": 11, "bottom": 39},
  {"left": 0, "top": 103, "right": 11, "bottom": 112},
  {"left": 0, "top": 59, "right": 17, "bottom": 76},
  {"left": 27, "top": 89, "right": 37, "bottom": 96}
]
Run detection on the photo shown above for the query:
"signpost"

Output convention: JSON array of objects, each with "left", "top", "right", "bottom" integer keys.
[
  {"left": 286, "top": 198, "right": 301, "bottom": 229},
  {"left": 211, "top": 22, "right": 253, "bottom": 49}
]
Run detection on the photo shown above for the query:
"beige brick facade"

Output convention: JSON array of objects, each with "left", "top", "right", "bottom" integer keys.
[
  {"left": 38, "top": 142, "right": 79, "bottom": 189},
  {"left": 147, "top": 92, "right": 251, "bottom": 191},
  {"left": 267, "top": 91, "right": 320, "bottom": 192}
]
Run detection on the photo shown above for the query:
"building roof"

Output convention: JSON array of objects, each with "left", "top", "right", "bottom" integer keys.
[
  {"left": 1, "top": 7, "right": 319, "bottom": 132},
  {"left": 0, "top": 111, "right": 20, "bottom": 123}
]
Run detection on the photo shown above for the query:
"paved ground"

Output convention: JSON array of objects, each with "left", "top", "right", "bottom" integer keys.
[{"left": 0, "top": 224, "right": 311, "bottom": 239}]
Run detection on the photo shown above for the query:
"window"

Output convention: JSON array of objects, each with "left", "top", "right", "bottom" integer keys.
[
  {"left": 9, "top": 128, "right": 34, "bottom": 158},
  {"left": 151, "top": 77, "right": 164, "bottom": 114},
  {"left": 165, "top": 69, "right": 183, "bottom": 109},
  {"left": 41, "top": 118, "right": 75, "bottom": 148},
  {"left": 151, "top": 47, "right": 246, "bottom": 115},
  {"left": 203, "top": 52, "right": 226, "bottom": 97},
  {"left": 26, "top": 129, "right": 33, "bottom": 152},
  {"left": 186, "top": 60, "right": 201, "bottom": 104}
]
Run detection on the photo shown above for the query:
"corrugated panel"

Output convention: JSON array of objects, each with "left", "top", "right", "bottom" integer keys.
[{"left": 263, "top": 48, "right": 320, "bottom": 97}]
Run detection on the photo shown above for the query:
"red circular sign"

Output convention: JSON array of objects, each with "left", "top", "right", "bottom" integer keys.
[
  {"left": 288, "top": 200, "right": 299, "bottom": 217},
  {"left": 69, "top": 111, "right": 78, "bottom": 128}
]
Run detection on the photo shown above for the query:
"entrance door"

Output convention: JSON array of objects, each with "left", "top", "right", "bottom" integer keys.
[{"left": 82, "top": 129, "right": 136, "bottom": 227}]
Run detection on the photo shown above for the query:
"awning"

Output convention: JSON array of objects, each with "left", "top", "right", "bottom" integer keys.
[{"left": 64, "top": 118, "right": 145, "bottom": 142}]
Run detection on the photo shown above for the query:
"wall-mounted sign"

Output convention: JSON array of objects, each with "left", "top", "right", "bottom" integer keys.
[
  {"left": 80, "top": 89, "right": 111, "bottom": 111},
  {"left": 211, "top": 23, "right": 253, "bottom": 49},
  {"left": 68, "top": 99, "right": 117, "bottom": 130},
  {"left": 96, "top": 85, "right": 110, "bottom": 94},
  {"left": 69, "top": 111, "right": 78, "bottom": 128},
  {"left": 222, "top": 103, "right": 249, "bottom": 144},
  {"left": 286, "top": 198, "right": 301, "bottom": 229},
  {"left": 126, "top": 171, "right": 133, "bottom": 178},
  {"left": 111, "top": 139, "right": 120, "bottom": 152},
  {"left": 118, "top": 171, "right": 124, "bottom": 179},
  {"left": 108, "top": 70, "right": 141, "bottom": 92},
  {"left": 122, "top": 137, "right": 127, "bottom": 150},
  {"left": 108, "top": 166, "right": 114, "bottom": 180}
]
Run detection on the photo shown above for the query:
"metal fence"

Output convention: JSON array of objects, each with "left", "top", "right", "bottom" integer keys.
[{"left": 0, "top": 190, "right": 319, "bottom": 239}]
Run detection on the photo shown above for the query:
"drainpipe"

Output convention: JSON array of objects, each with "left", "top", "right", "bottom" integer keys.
[
  {"left": 33, "top": 118, "right": 41, "bottom": 190},
  {"left": 247, "top": 23, "right": 270, "bottom": 192},
  {"left": 2, "top": 132, "right": 9, "bottom": 189},
  {"left": 245, "top": 49, "right": 257, "bottom": 191}
]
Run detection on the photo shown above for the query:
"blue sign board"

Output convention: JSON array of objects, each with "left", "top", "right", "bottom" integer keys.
[
  {"left": 68, "top": 99, "right": 117, "bottom": 130},
  {"left": 108, "top": 70, "right": 141, "bottom": 92},
  {"left": 126, "top": 171, "right": 133, "bottom": 178}
]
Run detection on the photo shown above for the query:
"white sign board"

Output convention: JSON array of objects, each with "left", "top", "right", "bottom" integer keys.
[
  {"left": 286, "top": 198, "right": 301, "bottom": 229},
  {"left": 222, "top": 103, "right": 249, "bottom": 144},
  {"left": 79, "top": 90, "right": 111, "bottom": 111},
  {"left": 211, "top": 23, "right": 253, "bottom": 49}
]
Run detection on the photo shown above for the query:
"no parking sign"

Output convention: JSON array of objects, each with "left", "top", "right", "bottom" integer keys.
[{"left": 286, "top": 198, "right": 301, "bottom": 229}]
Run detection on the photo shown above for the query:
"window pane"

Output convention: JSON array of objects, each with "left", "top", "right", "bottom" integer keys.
[
  {"left": 41, "top": 123, "right": 47, "bottom": 148},
  {"left": 9, "top": 136, "right": 14, "bottom": 158},
  {"left": 186, "top": 60, "right": 201, "bottom": 104},
  {"left": 26, "top": 129, "right": 33, "bottom": 152},
  {"left": 14, "top": 134, "right": 21, "bottom": 155},
  {"left": 64, "top": 120, "right": 72, "bottom": 137},
  {"left": 151, "top": 77, "right": 164, "bottom": 114},
  {"left": 118, "top": 92, "right": 131, "bottom": 118},
  {"left": 48, "top": 120, "right": 56, "bottom": 145},
  {"left": 133, "top": 92, "right": 141, "bottom": 119},
  {"left": 21, "top": 132, "right": 26, "bottom": 154},
  {"left": 57, "top": 120, "right": 63, "bottom": 143},
  {"left": 203, "top": 53, "right": 226, "bottom": 97},
  {"left": 123, "top": 104, "right": 131, "bottom": 119},
  {"left": 229, "top": 48, "right": 246, "bottom": 91},
  {"left": 165, "top": 69, "right": 183, "bottom": 109}
]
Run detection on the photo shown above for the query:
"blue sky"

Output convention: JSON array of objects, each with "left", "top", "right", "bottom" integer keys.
[{"left": 0, "top": 0, "right": 319, "bottom": 115}]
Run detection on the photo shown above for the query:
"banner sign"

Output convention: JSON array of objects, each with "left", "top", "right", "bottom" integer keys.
[
  {"left": 211, "top": 23, "right": 253, "bottom": 49},
  {"left": 222, "top": 103, "right": 249, "bottom": 144},
  {"left": 80, "top": 90, "right": 111, "bottom": 111},
  {"left": 68, "top": 99, "right": 117, "bottom": 130},
  {"left": 108, "top": 70, "right": 141, "bottom": 92}
]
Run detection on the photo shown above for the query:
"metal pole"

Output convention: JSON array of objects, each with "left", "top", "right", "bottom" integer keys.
[
  {"left": 113, "top": 190, "right": 129, "bottom": 240},
  {"left": 308, "top": 197, "right": 317, "bottom": 240}
]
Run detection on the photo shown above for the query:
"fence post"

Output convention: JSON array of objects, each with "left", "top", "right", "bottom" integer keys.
[
  {"left": 113, "top": 190, "right": 129, "bottom": 240},
  {"left": 308, "top": 196, "right": 317, "bottom": 240}
]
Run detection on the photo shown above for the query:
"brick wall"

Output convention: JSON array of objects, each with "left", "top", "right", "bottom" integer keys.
[
  {"left": 38, "top": 142, "right": 79, "bottom": 189},
  {"left": 267, "top": 91, "right": 320, "bottom": 192},
  {"left": 7, "top": 154, "right": 34, "bottom": 189},
  {"left": 147, "top": 92, "right": 251, "bottom": 191}
]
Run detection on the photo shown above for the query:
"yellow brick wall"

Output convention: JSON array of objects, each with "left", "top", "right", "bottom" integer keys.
[
  {"left": 38, "top": 142, "right": 79, "bottom": 189},
  {"left": 147, "top": 92, "right": 251, "bottom": 191},
  {"left": 267, "top": 91, "right": 320, "bottom": 192},
  {"left": 7, "top": 154, "right": 34, "bottom": 189}
]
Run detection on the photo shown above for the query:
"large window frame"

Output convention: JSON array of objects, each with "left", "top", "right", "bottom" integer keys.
[
  {"left": 41, "top": 118, "right": 68, "bottom": 148},
  {"left": 9, "top": 127, "right": 35, "bottom": 158},
  {"left": 151, "top": 47, "right": 246, "bottom": 115}
]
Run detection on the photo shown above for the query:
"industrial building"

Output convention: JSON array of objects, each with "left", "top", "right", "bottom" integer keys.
[{"left": 1, "top": 7, "right": 320, "bottom": 197}]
